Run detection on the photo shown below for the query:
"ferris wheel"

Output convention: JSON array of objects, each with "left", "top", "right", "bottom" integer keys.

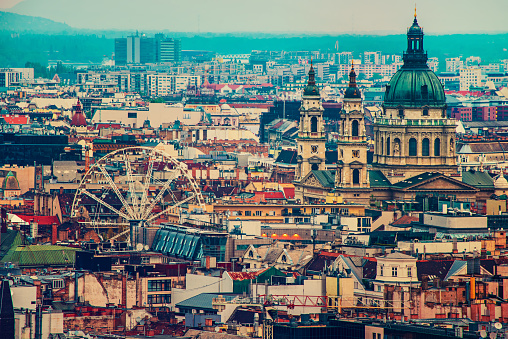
[{"left": 71, "top": 146, "right": 204, "bottom": 235}]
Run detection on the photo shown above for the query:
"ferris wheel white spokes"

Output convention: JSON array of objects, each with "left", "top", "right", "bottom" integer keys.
[
  {"left": 97, "top": 164, "right": 136, "bottom": 218},
  {"left": 145, "top": 193, "right": 196, "bottom": 223},
  {"left": 71, "top": 146, "right": 204, "bottom": 232},
  {"left": 79, "top": 188, "right": 131, "bottom": 220},
  {"left": 139, "top": 149, "right": 156, "bottom": 219},
  {"left": 140, "top": 170, "right": 179, "bottom": 220}
]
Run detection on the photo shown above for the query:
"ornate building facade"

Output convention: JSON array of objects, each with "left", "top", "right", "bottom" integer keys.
[
  {"left": 295, "top": 63, "right": 327, "bottom": 181},
  {"left": 336, "top": 64, "right": 370, "bottom": 199},
  {"left": 372, "top": 14, "right": 458, "bottom": 183},
  {"left": 294, "top": 15, "right": 489, "bottom": 207}
]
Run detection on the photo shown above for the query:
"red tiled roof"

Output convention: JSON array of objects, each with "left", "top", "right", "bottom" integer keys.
[
  {"left": 2, "top": 115, "right": 28, "bottom": 124},
  {"left": 282, "top": 187, "right": 295, "bottom": 199},
  {"left": 16, "top": 215, "right": 60, "bottom": 226},
  {"left": 227, "top": 267, "right": 270, "bottom": 280},
  {"left": 391, "top": 215, "right": 418, "bottom": 226},
  {"left": 263, "top": 191, "right": 285, "bottom": 200}
]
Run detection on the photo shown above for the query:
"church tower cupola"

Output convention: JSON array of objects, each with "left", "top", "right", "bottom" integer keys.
[
  {"left": 303, "top": 61, "right": 320, "bottom": 98},
  {"left": 344, "top": 62, "right": 362, "bottom": 100},
  {"left": 296, "top": 61, "right": 326, "bottom": 180},
  {"left": 403, "top": 10, "right": 427, "bottom": 68},
  {"left": 335, "top": 63, "right": 369, "bottom": 189}
]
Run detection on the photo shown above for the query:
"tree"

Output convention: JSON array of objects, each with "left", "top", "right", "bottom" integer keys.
[{"left": 25, "top": 61, "right": 49, "bottom": 78}]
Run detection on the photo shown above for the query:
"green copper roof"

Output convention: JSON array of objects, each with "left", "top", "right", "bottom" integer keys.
[
  {"left": 303, "top": 64, "right": 320, "bottom": 97},
  {"left": 311, "top": 170, "right": 335, "bottom": 188},
  {"left": 369, "top": 170, "right": 392, "bottom": 188},
  {"left": 384, "top": 68, "right": 446, "bottom": 108},
  {"left": 1, "top": 245, "right": 78, "bottom": 267},
  {"left": 461, "top": 170, "right": 494, "bottom": 189},
  {"left": 384, "top": 16, "right": 445, "bottom": 109}
]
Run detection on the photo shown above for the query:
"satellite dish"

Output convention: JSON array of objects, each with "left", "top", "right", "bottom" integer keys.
[
  {"left": 144, "top": 245, "right": 149, "bottom": 251},
  {"left": 480, "top": 330, "right": 487, "bottom": 338},
  {"left": 136, "top": 243, "right": 143, "bottom": 251},
  {"left": 140, "top": 320, "right": 145, "bottom": 325},
  {"left": 495, "top": 322, "right": 502, "bottom": 330}
]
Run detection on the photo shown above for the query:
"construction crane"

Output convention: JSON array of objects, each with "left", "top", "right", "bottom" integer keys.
[{"left": 213, "top": 294, "right": 413, "bottom": 313}]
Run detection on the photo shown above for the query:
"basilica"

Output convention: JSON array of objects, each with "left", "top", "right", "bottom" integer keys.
[{"left": 294, "top": 15, "right": 494, "bottom": 207}]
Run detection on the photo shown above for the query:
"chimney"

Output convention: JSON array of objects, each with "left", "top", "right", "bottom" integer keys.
[
  {"left": 121, "top": 273, "right": 127, "bottom": 307},
  {"left": 52, "top": 223, "right": 57, "bottom": 245},
  {"left": 59, "top": 187, "right": 64, "bottom": 195}
]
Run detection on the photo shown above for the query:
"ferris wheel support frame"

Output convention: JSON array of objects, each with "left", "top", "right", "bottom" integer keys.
[{"left": 71, "top": 146, "right": 205, "bottom": 247}]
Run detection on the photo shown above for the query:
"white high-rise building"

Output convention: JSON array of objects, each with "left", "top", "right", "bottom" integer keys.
[
  {"left": 446, "top": 57, "right": 464, "bottom": 73},
  {"left": 459, "top": 67, "right": 482, "bottom": 91}
]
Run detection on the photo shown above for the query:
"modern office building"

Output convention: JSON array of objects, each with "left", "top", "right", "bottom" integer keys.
[
  {"left": 157, "top": 36, "right": 182, "bottom": 63},
  {"left": 115, "top": 33, "right": 181, "bottom": 65}
]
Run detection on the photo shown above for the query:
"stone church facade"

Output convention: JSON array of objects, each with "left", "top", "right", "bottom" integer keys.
[{"left": 294, "top": 15, "right": 488, "bottom": 206}]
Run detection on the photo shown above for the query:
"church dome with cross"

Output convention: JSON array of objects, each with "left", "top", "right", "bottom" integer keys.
[{"left": 383, "top": 15, "right": 445, "bottom": 109}]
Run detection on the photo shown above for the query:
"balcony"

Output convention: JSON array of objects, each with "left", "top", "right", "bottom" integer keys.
[{"left": 374, "top": 118, "right": 456, "bottom": 126}]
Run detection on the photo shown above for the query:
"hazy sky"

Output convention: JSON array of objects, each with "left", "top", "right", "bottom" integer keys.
[{"left": 1, "top": 0, "right": 508, "bottom": 34}]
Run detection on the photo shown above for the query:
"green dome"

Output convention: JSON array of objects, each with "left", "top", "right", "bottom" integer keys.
[
  {"left": 383, "top": 16, "right": 445, "bottom": 109},
  {"left": 384, "top": 68, "right": 446, "bottom": 108}
]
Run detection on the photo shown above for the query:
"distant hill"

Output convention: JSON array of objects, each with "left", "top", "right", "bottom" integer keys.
[
  {"left": 0, "top": 11, "right": 73, "bottom": 33},
  {"left": 0, "top": 11, "right": 507, "bottom": 71}
]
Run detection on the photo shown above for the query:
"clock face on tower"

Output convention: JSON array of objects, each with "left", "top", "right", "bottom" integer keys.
[{"left": 311, "top": 145, "right": 318, "bottom": 153}]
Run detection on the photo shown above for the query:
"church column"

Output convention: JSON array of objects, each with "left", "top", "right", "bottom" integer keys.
[{"left": 417, "top": 132, "right": 422, "bottom": 161}]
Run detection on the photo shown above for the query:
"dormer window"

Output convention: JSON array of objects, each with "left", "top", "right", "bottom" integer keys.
[{"left": 423, "top": 109, "right": 429, "bottom": 116}]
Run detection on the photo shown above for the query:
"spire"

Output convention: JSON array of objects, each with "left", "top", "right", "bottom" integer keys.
[
  {"left": 308, "top": 58, "right": 316, "bottom": 86},
  {"left": 404, "top": 10, "right": 427, "bottom": 68},
  {"left": 348, "top": 60, "right": 357, "bottom": 88},
  {"left": 344, "top": 61, "right": 361, "bottom": 99},
  {"left": 303, "top": 58, "right": 319, "bottom": 96}
]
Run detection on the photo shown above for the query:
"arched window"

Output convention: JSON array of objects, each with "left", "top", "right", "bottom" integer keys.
[
  {"left": 311, "top": 163, "right": 319, "bottom": 171},
  {"left": 352, "top": 120, "right": 359, "bottom": 137},
  {"left": 352, "top": 169, "right": 360, "bottom": 184},
  {"left": 434, "top": 138, "right": 441, "bottom": 156},
  {"left": 386, "top": 137, "right": 391, "bottom": 155},
  {"left": 422, "top": 138, "right": 430, "bottom": 156},
  {"left": 311, "top": 116, "right": 318, "bottom": 132},
  {"left": 409, "top": 138, "right": 417, "bottom": 156}
]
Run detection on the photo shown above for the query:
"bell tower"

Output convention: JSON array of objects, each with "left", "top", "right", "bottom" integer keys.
[
  {"left": 296, "top": 62, "right": 326, "bottom": 180},
  {"left": 336, "top": 63, "right": 369, "bottom": 188}
]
